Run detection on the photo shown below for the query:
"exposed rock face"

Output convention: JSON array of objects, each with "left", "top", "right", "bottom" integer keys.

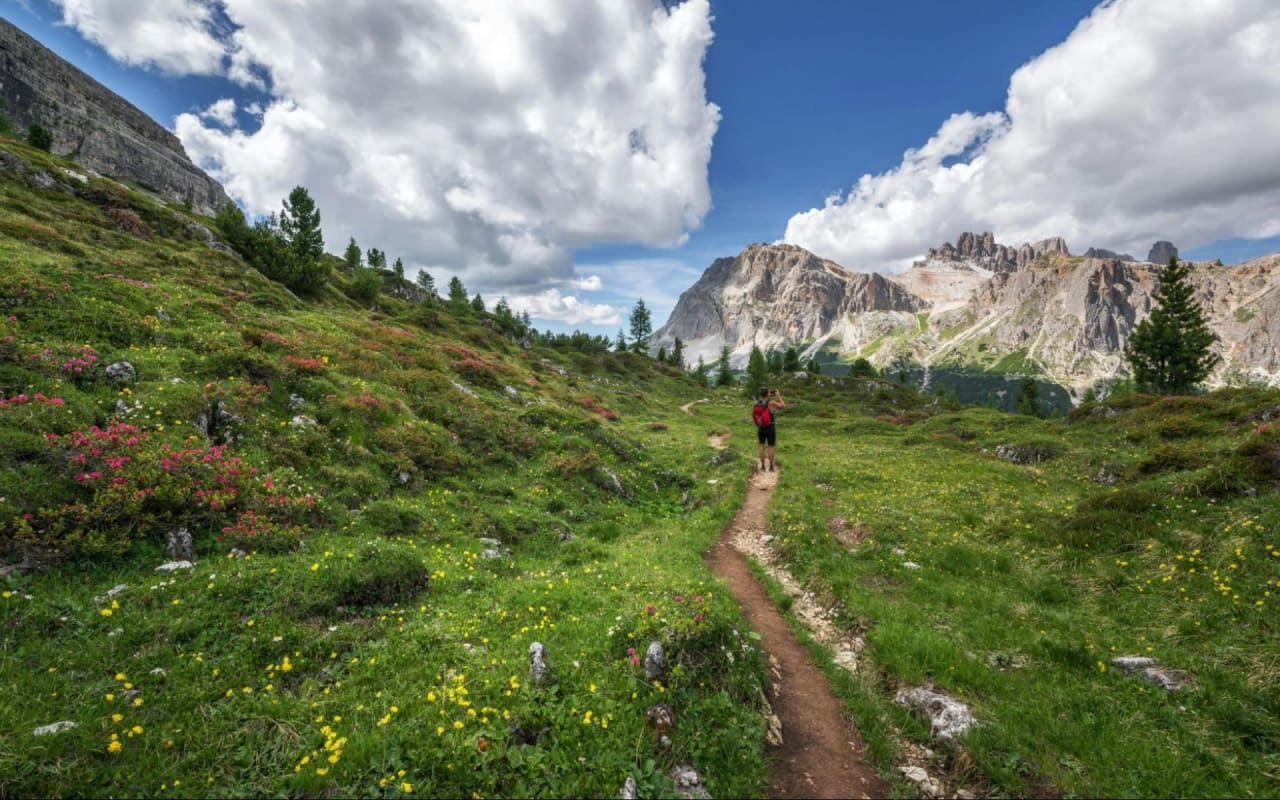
[
  {"left": 0, "top": 18, "right": 230, "bottom": 214},
  {"left": 652, "top": 243, "right": 924, "bottom": 368},
  {"left": 1147, "top": 240, "right": 1179, "bottom": 265},
  {"left": 657, "top": 230, "right": 1280, "bottom": 395},
  {"left": 1083, "top": 247, "right": 1135, "bottom": 261}
]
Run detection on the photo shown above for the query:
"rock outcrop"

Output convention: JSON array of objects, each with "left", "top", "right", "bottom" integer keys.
[
  {"left": 651, "top": 243, "right": 924, "bottom": 368},
  {"left": 1083, "top": 247, "right": 1135, "bottom": 261},
  {"left": 657, "top": 230, "right": 1280, "bottom": 394},
  {"left": 0, "top": 18, "right": 230, "bottom": 215},
  {"left": 1147, "top": 240, "right": 1178, "bottom": 265}
]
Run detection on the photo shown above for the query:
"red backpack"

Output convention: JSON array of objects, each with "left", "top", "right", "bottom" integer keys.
[{"left": 752, "top": 400, "right": 772, "bottom": 427}]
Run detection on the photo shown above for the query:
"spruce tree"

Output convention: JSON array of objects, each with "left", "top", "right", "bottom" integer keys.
[
  {"left": 628, "top": 299, "right": 652, "bottom": 354},
  {"left": 715, "top": 346, "right": 734, "bottom": 386},
  {"left": 656, "top": 346, "right": 668, "bottom": 364},
  {"left": 416, "top": 270, "right": 435, "bottom": 301},
  {"left": 343, "top": 238, "right": 362, "bottom": 273},
  {"left": 393, "top": 258, "right": 405, "bottom": 283},
  {"left": 671, "top": 337, "right": 685, "bottom": 370},
  {"left": 783, "top": 347, "right": 801, "bottom": 372},
  {"left": 471, "top": 294, "right": 486, "bottom": 313},
  {"left": 447, "top": 276, "right": 469, "bottom": 312},
  {"left": 615, "top": 330, "right": 628, "bottom": 352},
  {"left": 745, "top": 346, "right": 769, "bottom": 396},
  {"left": 280, "top": 186, "right": 323, "bottom": 263},
  {"left": 693, "top": 356, "right": 710, "bottom": 385},
  {"left": 1016, "top": 378, "right": 1042, "bottom": 417},
  {"left": 1125, "top": 258, "right": 1219, "bottom": 394}
]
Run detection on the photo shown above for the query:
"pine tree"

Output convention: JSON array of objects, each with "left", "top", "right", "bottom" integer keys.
[
  {"left": 783, "top": 347, "right": 801, "bottom": 373},
  {"left": 471, "top": 294, "right": 486, "bottom": 313},
  {"left": 693, "top": 356, "right": 710, "bottom": 385},
  {"left": 615, "top": 330, "right": 628, "bottom": 352},
  {"left": 26, "top": 122, "right": 53, "bottom": 152},
  {"left": 1125, "top": 257, "right": 1219, "bottom": 394},
  {"left": 746, "top": 346, "right": 769, "bottom": 396},
  {"left": 715, "top": 346, "right": 734, "bottom": 386},
  {"left": 447, "top": 276, "right": 469, "bottom": 312},
  {"left": 656, "top": 346, "right": 668, "bottom": 364},
  {"left": 343, "top": 238, "right": 362, "bottom": 273},
  {"left": 416, "top": 270, "right": 435, "bottom": 301},
  {"left": 1016, "top": 378, "right": 1042, "bottom": 417},
  {"left": 280, "top": 186, "right": 324, "bottom": 263},
  {"left": 393, "top": 258, "right": 405, "bottom": 283},
  {"left": 767, "top": 350, "right": 783, "bottom": 375},
  {"left": 671, "top": 338, "right": 685, "bottom": 370},
  {"left": 628, "top": 300, "right": 653, "bottom": 354}
]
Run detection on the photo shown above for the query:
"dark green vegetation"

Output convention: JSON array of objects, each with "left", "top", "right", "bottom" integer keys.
[
  {"left": 2, "top": 136, "right": 1278, "bottom": 799},
  {"left": 1127, "top": 257, "right": 1220, "bottom": 394},
  {"left": 0, "top": 139, "right": 769, "bottom": 798}
]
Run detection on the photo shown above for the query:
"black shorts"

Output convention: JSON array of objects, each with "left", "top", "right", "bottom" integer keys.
[{"left": 757, "top": 424, "right": 776, "bottom": 446}]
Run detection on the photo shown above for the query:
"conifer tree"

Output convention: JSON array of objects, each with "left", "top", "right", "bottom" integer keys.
[
  {"left": 715, "top": 346, "right": 734, "bottom": 386},
  {"left": 693, "top": 356, "right": 710, "bottom": 385},
  {"left": 615, "top": 330, "right": 628, "bottom": 352},
  {"left": 783, "top": 347, "right": 801, "bottom": 372},
  {"left": 447, "top": 276, "right": 469, "bottom": 312},
  {"left": 343, "top": 237, "right": 362, "bottom": 273},
  {"left": 1125, "top": 258, "right": 1219, "bottom": 394},
  {"left": 746, "top": 346, "right": 770, "bottom": 396},
  {"left": 416, "top": 270, "right": 435, "bottom": 301},
  {"left": 1016, "top": 378, "right": 1042, "bottom": 417},
  {"left": 671, "top": 337, "right": 685, "bottom": 370},
  {"left": 656, "top": 346, "right": 668, "bottom": 364},
  {"left": 276, "top": 186, "right": 328, "bottom": 293},
  {"left": 628, "top": 299, "right": 652, "bottom": 354},
  {"left": 471, "top": 294, "right": 486, "bottom": 313},
  {"left": 393, "top": 258, "right": 405, "bottom": 283}
]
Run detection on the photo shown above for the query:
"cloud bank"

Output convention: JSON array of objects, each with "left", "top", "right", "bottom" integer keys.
[
  {"left": 783, "top": 0, "right": 1280, "bottom": 272},
  {"left": 50, "top": 0, "right": 719, "bottom": 323}
]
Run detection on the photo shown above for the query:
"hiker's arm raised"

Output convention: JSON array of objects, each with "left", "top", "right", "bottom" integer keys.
[{"left": 771, "top": 389, "right": 786, "bottom": 410}]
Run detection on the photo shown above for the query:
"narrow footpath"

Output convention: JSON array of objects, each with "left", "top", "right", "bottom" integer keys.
[{"left": 701, "top": 429, "right": 888, "bottom": 799}]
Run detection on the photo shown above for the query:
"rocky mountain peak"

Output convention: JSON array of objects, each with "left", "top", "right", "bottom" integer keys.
[
  {"left": 1147, "top": 241, "right": 1179, "bottom": 265},
  {"left": 921, "top": 231, "right": 1071, "bottom": 273}
]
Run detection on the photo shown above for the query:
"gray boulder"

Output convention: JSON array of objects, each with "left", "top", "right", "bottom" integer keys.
[{"left": 104, "top": 361, "right": 136, "bottom": 384}]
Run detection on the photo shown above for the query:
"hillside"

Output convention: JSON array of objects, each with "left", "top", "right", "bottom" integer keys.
[
  {"left": 0, "top": 137, "right": 775, "bottom": 797},
  {"left": 3, "top": 136, "right": 1279, "bottom": 799}
]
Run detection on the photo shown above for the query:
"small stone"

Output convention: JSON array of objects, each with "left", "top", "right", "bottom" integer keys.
[
  {"left": 557, "top": 532, "right": 576, "bottom": 542},
  {"left": 150, "top": 667, "right": 167, "bottom": 676},
  {"left": 645, "top": 702, "right": 676, "bottom": 736},
  {"left": 229, "top": 548, "right": 247, "bottom": 558},
  {"left": 902, "top": 561, "right": 922, "bottom": 570},
  {"left": 167, "top": 528, "right": 194, "bottom": 561},
  {"left": 644, "top": 641, "right": 665, "bottom": 681},
  {"left": 93, "top": 584, "right": 129, "bottom": 603},
  {"left": 104, "top": 361, "right": 136, "bottom": 384},
  {"left": 899, "top": 766, "right": 943, "bottom": 798},
  {"left": 894, "top": 686, "right": 980, "bottom": 740},
  {"left": 115, "top": 399, "right": 129, "bottom": 415},
  {"left": 450, "top": 380, "right": 477, "bottom": 398},
  {"left": 288, "top": 393, "right": 305, "bottom": 409},
  {"left": 619, "top": 776, "right": 638, "bottom": 800},
  {"left": 33, "top": 720, "right": 77, "bottom": 737},
  {"left": 670, "top": 765, "right": 711, "bottom": 799},
  {"left": 155, "top": 560, "right": 195, "bottom": 573},
  {"left": 503, "top": 385, "right": 519, "bottom": 398},
  {"left": 528, "top": 642, "right": 548, "bottom": 685},
  {"left": 290, "top": 415, "right": 317, "bottom": 428},
  {"left": 397, "top": 471, "right": 411, "bottom": 485},
  {"left": 155, "top": 307, "right": 171, "bottom": 321}
]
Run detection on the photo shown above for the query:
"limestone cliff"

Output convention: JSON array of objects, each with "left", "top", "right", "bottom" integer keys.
[
  {"left": 657, "top": 230, "right": 1280, "bottom": 394},
  {"left": 651, "top": 243, "right": 924, "bottom": 368},
  {"left": 0, "top": 18, "right": 230, "bottom": 215}
]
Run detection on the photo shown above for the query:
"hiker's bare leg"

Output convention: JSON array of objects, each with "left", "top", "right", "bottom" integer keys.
[
  {"left": 768, "top": 444, "right": 776, "bottom": 470},
  {"left": 758, "top": 442, "right": 765, "bottom": 469}
]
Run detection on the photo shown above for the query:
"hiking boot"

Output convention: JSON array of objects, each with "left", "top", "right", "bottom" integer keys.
[
  {"left": 760, "top": 461, "right": 766, "bottom": 471},
  {"left": 768, "top": 462, "right": 774, "bottom": 472}
]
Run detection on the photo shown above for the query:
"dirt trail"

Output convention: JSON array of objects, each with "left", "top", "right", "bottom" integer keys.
[{"left": 703, "top": 438, "right": 888, "bottom": 798}]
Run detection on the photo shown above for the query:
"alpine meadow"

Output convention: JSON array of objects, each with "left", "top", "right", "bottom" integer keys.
[{"left": 4, "top": 2, "right": 1280, "bottom": 799}]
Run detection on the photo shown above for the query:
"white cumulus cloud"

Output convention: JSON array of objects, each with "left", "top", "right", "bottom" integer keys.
[
  {"left": 505, "top": 289, "right": 621, "bottom": 327},
  {"left": 199, "top": 97, "right": 236, "bottom": 127},
  {"left": 51, "top": 0, "right": 227, "bottom": 75},
  {"left": 784, "top": 0, "right": 1280, "bottom": 272},
  {"left": 54, "top": 0, "right": 720, "bottom": 310}
]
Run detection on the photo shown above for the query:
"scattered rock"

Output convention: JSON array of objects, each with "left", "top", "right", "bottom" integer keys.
[
  {"left": 229, "top": 548, "right": 247, "bottom": 558},
  {"left": 600, "top": 467, "right": 628, "bottom": 497},
  {"left": 993, "top": 443, "right": 1054, "bottom": 465},
  {"left": 288, "top": 393, "right": 305, "bottom": 409},
  {"left": 645, "top": 702, "right": 676, "bottom": 739},
  {"left": 894, "top": 686, "right": 980, "bottom": 740},
  {"left": 478, "top": 537, "right": 507, "bottom": 559},
  {"left": 503, "top": 385, "right": 519, "bottom": 399},
  {"left": 556, "top": 531, "right": 576, "bottom": 542},
  {"left": 32, "top": 720, "right": 77, "bottom": 737},
  {"left": 528, "top": 641, "right": 548, "bottom": 685},
  {"left": 619, "top": 776, "right": 638, "bottom": 800},
  {"left": 1093, "top": 468, "right": 1118, "bottom": 486},
  {"left": 1110, "top": 656, "right": 1191, "bottom": 691},
  {"left": 0, "top": 150, "right": 25, "bottom": 173},
  {"left": 397, "top": 471, "right": 411, "bottom": 485},
  {"left": 1089, "top": 405, "right": 1118, "bottom": 418},
  {"left": 643, "top": 641, "right": 665, "bottom": 681},
  {"left": 28, "top": 170, "right": 67, "bottom": 192},
  {"left": 670, "top": 765, "right": 711, "bottom": 799},
  {"left": 115, "top": 399, "right": 129, "bottom": 415},
  {"left": 154, "top": 560, "right": 195, "bottom": 573},
  {"left": 149, "top": 667, "right": 167, "bottom": 676},
  {"left": 709, "top": 449, "right": 734, "bottom": 467},
  {"left": 104, "top": 361, "right": 136, "bottom": 385},
  {"left": 166, "top": 528, "right": 194, "bottom": 561},
  {"left": 155, "top": 307, "right": 171, "bottom": 321},
  {"left": 902, "top": 561, "right": 922, "bottom": 570},
  {"left": 450, "top": 380, "right": 477, "bottom": 398},
  {"left": 93, "top": 584, "right": 129, "bottom": 603},
  {"left": 290, "top": 415, "right": 317, "bottom": 428},
  {"left": 899, "top": 766, "right": 943, "bottom": 798},
  {"left": 760, "top": 690, "right": 783, "bottom": 746}
]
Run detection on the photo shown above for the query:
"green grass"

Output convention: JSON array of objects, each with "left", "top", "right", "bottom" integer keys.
[{"left": 3, "top": 137, "right": 1280, "bottom": 799}]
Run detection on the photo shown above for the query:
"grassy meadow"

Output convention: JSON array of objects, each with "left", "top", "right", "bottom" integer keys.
[{"left": 2, "top": 136, "right": 1278, "bottom": 798}]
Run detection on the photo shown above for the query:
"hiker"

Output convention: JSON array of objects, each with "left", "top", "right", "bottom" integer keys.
[{"left": 753, "top": 386, "right": 785, "bottom": 472}]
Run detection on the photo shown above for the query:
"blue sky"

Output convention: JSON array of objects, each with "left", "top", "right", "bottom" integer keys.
[{"left": 7, "top": 1, "right": 1280, "bottom": 336}]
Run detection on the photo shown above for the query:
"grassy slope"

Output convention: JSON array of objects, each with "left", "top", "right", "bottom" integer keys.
[
  {"left": 0, "top": 140, "right": 772, "bottom": 798},
  {"left": 755, "top": 379, "right": 1280, "bottom": 797}
]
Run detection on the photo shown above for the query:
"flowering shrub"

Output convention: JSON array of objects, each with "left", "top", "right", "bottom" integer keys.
[
  {"left": 450, "top": 356, "right": 509, "bottom": 391},
  {"left": 5, "top": 422, "right": 315, "bottom": 563},
  {"left": 577, "top": 396, "right": 619, "bottom": 421},
  {"left": 283, "top": 354, "right": 328, "bottom": 375}
]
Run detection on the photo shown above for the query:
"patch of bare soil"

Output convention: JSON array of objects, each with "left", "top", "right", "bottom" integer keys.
[{"left": 704, "top": 467, "right": 888, "bottom": 799}]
